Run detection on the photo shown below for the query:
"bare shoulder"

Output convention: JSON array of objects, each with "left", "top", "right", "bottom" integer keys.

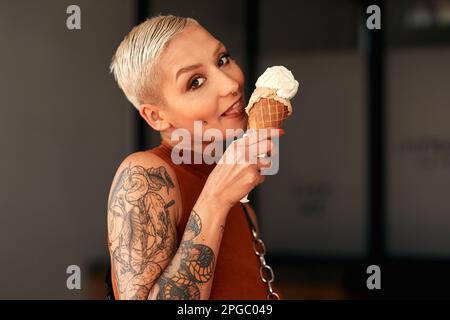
[
  {"left": 109, "top": 150, "right": 182, "bottom": 224},
  {"left": 106, "top": 150, "right": 181, "bottom": 299}
]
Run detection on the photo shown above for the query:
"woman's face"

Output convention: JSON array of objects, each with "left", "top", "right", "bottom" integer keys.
[{"left": 157, "top": 24, "right": 247, "bottom": 142}]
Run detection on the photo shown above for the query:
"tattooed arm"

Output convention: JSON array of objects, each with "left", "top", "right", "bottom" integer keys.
[
  {"left": 107, "top": 153, "right": 181, "bottom": 300},
  {"left": 147, "top": 196, "right": 228, "bottom": 300},
  {"left": 107, "top": 152, "right": 228, "bottom": 300}
]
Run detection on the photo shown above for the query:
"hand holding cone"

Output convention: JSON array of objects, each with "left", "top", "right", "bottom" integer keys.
[{"left": 240, "top": 66, "right": 299, "bottom": 203}]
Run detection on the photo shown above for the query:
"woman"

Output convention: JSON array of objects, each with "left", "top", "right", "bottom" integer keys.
[{"left": 107, "top": 14, "right": 281, "bottom": 300}]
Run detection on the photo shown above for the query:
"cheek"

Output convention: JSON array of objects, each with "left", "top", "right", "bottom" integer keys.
[
  {"left": 169, "top": 95, "right": 217, "bottom": 129},
  {"left": 184, "top": 97, "right": 218, "bottom": 120}
]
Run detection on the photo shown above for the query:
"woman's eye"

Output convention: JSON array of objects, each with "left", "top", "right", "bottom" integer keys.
[
  {"left": 218, "top": 53, "right": 231, "bottom": 67},
  {"left": 187, "top": 53, "right": 231, "bottom": 91},
  {"left": 189, "top": 76, "right": 205, "bottom": 90}
]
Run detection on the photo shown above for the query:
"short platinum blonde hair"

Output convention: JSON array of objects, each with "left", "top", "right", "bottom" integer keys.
[{"left": 110, "top": 15, "right": 199, "bottom": 110}]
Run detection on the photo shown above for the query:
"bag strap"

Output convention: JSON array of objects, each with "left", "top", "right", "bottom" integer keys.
[
  {"left": 241, "top": 202, "right": 258, "bottom": 234},
  {"left": 240, "top": 203, "right": 280, "bottom": 300}
]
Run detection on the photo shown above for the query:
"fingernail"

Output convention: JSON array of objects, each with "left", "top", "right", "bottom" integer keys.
[{"left": 276, "top": 128, "right": 285, "bottom": 137}]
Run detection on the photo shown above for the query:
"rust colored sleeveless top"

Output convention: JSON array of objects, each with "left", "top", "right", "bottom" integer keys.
[{"left": 111, "top": 140, "right": 274, "bottom": 300}]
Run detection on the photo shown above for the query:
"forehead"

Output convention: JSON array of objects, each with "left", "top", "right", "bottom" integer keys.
[{"left": 159, "top": 25, "right": 220, "bottom": 79}]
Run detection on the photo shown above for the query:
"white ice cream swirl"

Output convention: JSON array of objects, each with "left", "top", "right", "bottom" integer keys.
[{"left": 255, "top": 66, "right": 299, "bottom": 99}]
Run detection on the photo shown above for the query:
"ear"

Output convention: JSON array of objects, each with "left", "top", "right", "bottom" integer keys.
[{"left": 139, "top": 104, "right": 171, "bottom": 131}]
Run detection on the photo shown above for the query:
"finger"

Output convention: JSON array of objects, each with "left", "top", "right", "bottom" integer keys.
[
  {"left": 232, "top": 129, "right": 280, "bottom": 164},
  {"left": 264, "top": 127, "right": 285, "bottom": 138},
  {"left": 276, "top": 128, "right": 285, "bottom": 137},
  {"left": 267, "top": 141, "right": 279, "bottom": 157},
  {"left": 243, "top": 128, "right": 284, "bottom": 147},
  {"left": 234, "top": 128, "right": 281, "bottom": 147},
  {"left": 257, "top": 157, "right": 272, "bottom": 169},
  {"left": 236, "top": 129, "right": 259, "bottom": 147},
  {"left": 249, "top": 139, "right": 274, "bottom": 159},
  {"left": 255, "top": 172, "right": 266, "bottom": 186}
]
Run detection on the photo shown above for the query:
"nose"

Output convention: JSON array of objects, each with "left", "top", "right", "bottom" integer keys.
[{"left": 216, "top": 69, "right": 240, "bottom": 97}]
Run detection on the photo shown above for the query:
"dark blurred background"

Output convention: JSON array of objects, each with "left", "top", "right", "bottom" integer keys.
[{"left": 1, "top": 0, "right": 450, "bottom": 299}]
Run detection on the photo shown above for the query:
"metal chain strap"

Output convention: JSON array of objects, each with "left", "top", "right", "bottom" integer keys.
[{"left": 250, "top": 226, "right": 280, "bottom": 300}]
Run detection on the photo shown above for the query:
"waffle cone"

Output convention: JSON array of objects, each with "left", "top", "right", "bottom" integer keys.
[{"left": 247, "top": 98, "right": 290, "bottom": 129}]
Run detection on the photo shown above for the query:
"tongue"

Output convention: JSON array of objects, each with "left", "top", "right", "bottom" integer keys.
[{"left": 222, "top": 105, "right": 240, "bottom": 116}]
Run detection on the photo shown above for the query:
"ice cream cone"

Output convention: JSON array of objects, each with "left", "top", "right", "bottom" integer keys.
[
  {"left": 247, "top": 98, "right": 290, "bottom": 129},
  {"left": 240, "top": 66, "right": 299, "bottom": 204}
]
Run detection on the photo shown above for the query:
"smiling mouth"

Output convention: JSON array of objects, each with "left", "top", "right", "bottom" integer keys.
[{"left": 221, "top": 97, "right": 245, "bottom": 117}]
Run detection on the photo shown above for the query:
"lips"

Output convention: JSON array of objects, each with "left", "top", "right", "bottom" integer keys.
[{"left": 221, "top": 97, "right": 245, "bottom": 117}]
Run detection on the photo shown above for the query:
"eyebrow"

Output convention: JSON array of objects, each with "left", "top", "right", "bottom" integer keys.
[{"left": 175, "top": 42, "right": 225, "bottom": 81}]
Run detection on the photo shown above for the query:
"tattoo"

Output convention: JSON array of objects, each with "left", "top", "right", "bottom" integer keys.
[
  {"left": 107, "top": 163, "right": 176, "bottom": 299},
  {"left": 150, "top": 211, "right": 215, "bottom": 300}
]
